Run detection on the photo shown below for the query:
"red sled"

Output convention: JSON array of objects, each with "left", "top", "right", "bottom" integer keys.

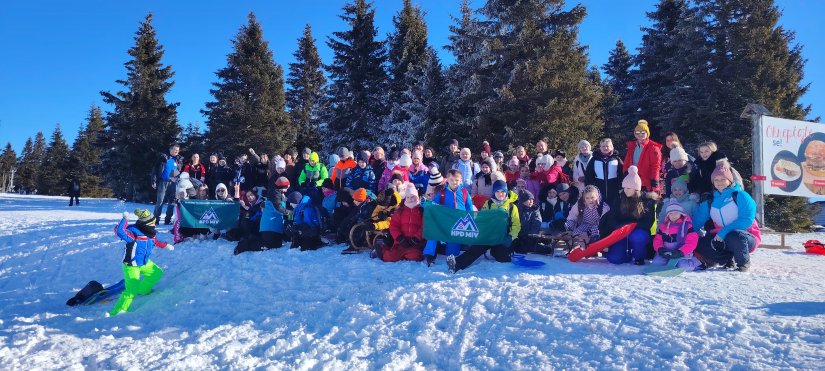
[
  {"left": 804, "top": 240, "right": 825, "bottom": 255},
  {"left": 568, "top": 223, "right": 637, "bottom": 262}
]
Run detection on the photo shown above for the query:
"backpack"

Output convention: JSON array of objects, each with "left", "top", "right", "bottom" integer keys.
[
  {"left": 296, "top": 202, "right": 326, "bottom": 236},
  {"left": 439, "top": 187, "right": 470, "bottom": 207}
]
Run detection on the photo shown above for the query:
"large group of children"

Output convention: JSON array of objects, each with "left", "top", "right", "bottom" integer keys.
[{"left": 108, "top": 119, "right": 762, "bottom": 315}]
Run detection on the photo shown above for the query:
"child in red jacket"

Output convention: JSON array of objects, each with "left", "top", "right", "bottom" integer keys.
[{"left": 382, "top": 184, "right": 425, "bottom": 262}]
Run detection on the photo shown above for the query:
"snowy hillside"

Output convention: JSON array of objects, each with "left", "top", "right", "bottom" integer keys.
[{"left": 1, "top": 194, "right": 824, "bottom": 369}]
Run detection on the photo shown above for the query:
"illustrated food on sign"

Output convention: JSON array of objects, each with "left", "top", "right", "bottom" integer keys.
[{"left": 802, "top": 140, "right": 825, "bottom": 195}]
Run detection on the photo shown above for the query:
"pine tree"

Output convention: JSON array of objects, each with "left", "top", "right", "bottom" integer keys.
[
  {"left": 474, "top": 0, "right": 605, "bottom": 153},
  {"left": 0, "top": 143, "right": 15, "bottom": 192},
  {"left": 0, "top": 143, "right": 15, "bottom": 174},
  {"left": 37, "top": 124, "right": 71, "bottom": 195},
  {"left": 100, "top": 13, "right": 180, "bottom": 201},
  {"left": 16, "top": 133, "right": 46, "bottom": 194},
  {"left": 384, "top": 0, "right": 432, "bottom": 149},
  {"left": 438, "top": 0, "right": 486, "bottom": 149},
  {"left": 68, "top": 105, "right": 110, "bottom": 197},
  {"left": 631, "top": 0, "right": 692, "bottom": 141},
  {"left": 388, "top": 48, "right": 448, "bottom": 148},
  {"left": 287, "top": 24, "right": 327, "bottom": 152},
  {"left": 602, "top": 40, "right": 636, "bottom": 139},
  {"left": 179, "top": 122, "right": 208, "bottom": 160},
  {"left": 325, "top": 0, "right": 389, "bottom": 151},
  {"left": 698, "top": 0, "right": 815, "bottom": 231},
  {"left": 205, "top": 13, "right": 293, "bottom": 159}
]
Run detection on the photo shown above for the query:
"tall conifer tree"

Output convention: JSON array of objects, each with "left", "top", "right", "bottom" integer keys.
[
  {"left": 287, "top": 24, "right": 327, "bottom": 152},
  {"left": 475, "top": 0, "right": 605, "bottom": 152},
  {"left": 100, "top": 13, "right": 180, "bottom": 200},
  {"left": 68, "top": 105, "right": 110, "bottom": 197},
  {"left": 325, "top": 0, "right": 389, "bottom": 151},
  {"left": 205, "top": 13, "right": 293, "bottom": 159},
  {"left": 16, "top": 133, "right": 46, "bottom": 194},
  {"left": 37, "top": 124, "right": 70, "bottom": 195}
]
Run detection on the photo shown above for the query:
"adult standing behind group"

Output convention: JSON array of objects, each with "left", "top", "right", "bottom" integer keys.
[
  {"left": 153, "top": 144, "right": 182, "bottom": 225},
  {"left": 623, "top": 120, "right": 662, "bottom": 193}
]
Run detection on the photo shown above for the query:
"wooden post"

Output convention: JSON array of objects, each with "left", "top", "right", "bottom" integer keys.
[{"left": 740, "top": 104, "right": 771, "bottom": 228}]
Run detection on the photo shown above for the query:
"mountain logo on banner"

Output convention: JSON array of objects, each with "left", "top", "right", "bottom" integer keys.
[
  {"left": 199, "top": 208, "right": 221, "bottom": 225},
  {"left": 451, "top": 213, "right": 479, "bottom": 238}
]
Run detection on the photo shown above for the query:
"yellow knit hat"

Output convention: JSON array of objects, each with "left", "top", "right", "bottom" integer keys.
[{"left": 634, "top": 119, "right": 650, "bottom": 136}]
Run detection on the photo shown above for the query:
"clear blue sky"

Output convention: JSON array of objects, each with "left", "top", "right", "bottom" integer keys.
[{"left": 1, "top": 0, "right": 822, "bottom": 154}]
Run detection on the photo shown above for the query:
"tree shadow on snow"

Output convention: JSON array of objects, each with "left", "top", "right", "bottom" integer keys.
[{"left": 754, "top": 301, "right": 825, "bottom": 316}]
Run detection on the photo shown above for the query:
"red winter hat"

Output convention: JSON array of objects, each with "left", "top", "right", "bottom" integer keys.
[{"left": 274, "top": 177, "right": 290, "bottom": 190}]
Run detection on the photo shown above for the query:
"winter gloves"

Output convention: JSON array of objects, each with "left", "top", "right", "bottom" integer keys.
[
  {"left": 122, "top": 211, "right": 130, "bottom": 219},
  {"left": 165, "top": 244, "right": 175, "bottom": 251},
  {"left": 658, "top": 249, "right": 684, "bottom": 259}
]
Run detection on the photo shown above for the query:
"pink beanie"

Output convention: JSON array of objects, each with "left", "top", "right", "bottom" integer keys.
[
  {"left": 622, "top": 165, "right": 642, "bottom": 191},
  {"left": 711, "top": 159, "right": 734, "bottom": 183}
]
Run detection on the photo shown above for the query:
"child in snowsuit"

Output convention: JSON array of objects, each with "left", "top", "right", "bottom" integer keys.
[
  {"left": 651, "top": 203, "right": 701, "bottom": 271},
  {"left": 447, "top": 180, "right": 520, "bottom": 273},
  {"left": 658, "top": 179, "right": 697, "bottom": 222},
  {"left": 110, "top": 209, "right": 174, "bottom": 316},
  {"left": 287, "top": 191, "right": 324, "bottom": 251},
  {"left": 565, "top": 185, "right": 610, "bottom": 248},
  {"left": 383, "top": 184, "right": 425, "bottom": 262}
]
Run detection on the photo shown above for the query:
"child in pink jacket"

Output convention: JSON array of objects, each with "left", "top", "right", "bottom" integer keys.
[{"left": 652, "top": 202, "right": 701, "bottom": 271}]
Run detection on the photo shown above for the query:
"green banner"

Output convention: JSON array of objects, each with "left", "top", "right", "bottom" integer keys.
[
  {"left": 422, "top": 202, "right": 509, "bottom": 246},
  {"left": 178, "top": 200, "right": 240, "bottom": 230}
]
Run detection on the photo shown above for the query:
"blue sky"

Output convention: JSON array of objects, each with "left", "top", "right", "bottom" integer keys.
[{"left": 0, "top": 0, "right": 822, "bottom": 153}]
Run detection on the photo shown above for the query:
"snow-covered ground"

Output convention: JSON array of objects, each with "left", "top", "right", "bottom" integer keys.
[{"left": 1, "top": 193, "right": 824, "bottom": 370}]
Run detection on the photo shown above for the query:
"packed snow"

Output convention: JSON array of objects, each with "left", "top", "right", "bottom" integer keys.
[{"left": 1, "top": 193, "right": 824, "bottom": 369}]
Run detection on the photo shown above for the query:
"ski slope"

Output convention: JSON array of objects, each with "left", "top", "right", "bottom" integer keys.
[{"left": 1, "top": 194, "right": 824, "bottom": 369}]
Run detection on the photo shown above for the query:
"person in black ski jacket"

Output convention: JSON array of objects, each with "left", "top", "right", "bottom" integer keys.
[
  {"left": 207, "top": 158, "right": 234, "bottom": 199},
  {"left": 585, "top": 138, "right": 624, "bottom": 206},
  {"left": 68, "top": 177, "right": 81, "bottom": 206}
]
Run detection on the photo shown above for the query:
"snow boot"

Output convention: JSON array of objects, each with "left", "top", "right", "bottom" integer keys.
[
  {"left": 424, "top": 254, "right": 435, "bottom": 267},
  {"left": 446, "top": 255, "right": 457, "bottom": 274}
]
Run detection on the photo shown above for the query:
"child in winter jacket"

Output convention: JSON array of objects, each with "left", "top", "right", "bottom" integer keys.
[
  {"left": 573, "top": 140, "right": 593, "bottom": 192},
  {"left": 600, "top": 166, "right": 658, "bottom": 265},
  {"left": 347, "top": 188, "right": 401, "bottom": 252},
  {"left": 321, "top": 178, "right": 337, "bottom": 219},
  {"left": 504, "top": 156, "right": 521, "bottom": 185},
  {"left": 287, "top": 191, "right": 324, "bottom": 251},
  {"left": 663, "top": 145, "right": 697, "bottom": 198},
  {"left": 298, "top": 152, "right": 329, "bottom": 187},
  {"left": 651, "top": 203, "right": 701, "bottom": 271},
  {"left": 551, "top": 183, "right": 578, "bottom": 232},
  {"left": 383, "top": 184, "right": 425, "bottom": 262},
  {"left": 566, "top": 185, "right": 610, "bottom": 245},
  {"left": 452, "top": 148, "right": 480, "bottom": 187},
  {"left": 539, "top": 187, "right": 558, "bottom": 230},
  {"left": 514, "top": 190, "right": 542, "bottom": 253},
  {"left": 422, "top": 169, "right": 474, "bottom": 265},
  {"left": 658, "top": 179, "right": 697, "bottom": 222},
  {"left": 109, "top": 209, "right": 174, "bottom": 316},
  {"left": 528, "top": 155, "right": 552, "bottom": 200},
  {"left": 447, "top": 180, "right": 520, "bottom": 273},
  {"left": 347, "top": 151, "right": 377, "bottom": 192},
  {"left": 409, "top": 151, "right": 430, "bottom": 195}
]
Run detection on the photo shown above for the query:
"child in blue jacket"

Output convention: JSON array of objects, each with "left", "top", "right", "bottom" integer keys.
[{"left": 109, "top": 209, "right": 174, "bottom": 316}]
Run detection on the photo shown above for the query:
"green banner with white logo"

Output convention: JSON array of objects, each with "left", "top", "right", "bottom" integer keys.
[
  {"left": 178, "top": 200, "right": 240, "bottom": 230},
  {"left": 422, "top": 202, "right": 509, "bottom": 246}
]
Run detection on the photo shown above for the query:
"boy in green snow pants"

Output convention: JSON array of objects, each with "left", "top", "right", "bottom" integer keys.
[{"left": 110, "top": 209, "right": 174, "bottom": 316}]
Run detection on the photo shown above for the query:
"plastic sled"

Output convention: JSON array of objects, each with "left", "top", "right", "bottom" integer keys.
[
  {"left": 643, "top": 259, "right": 685, "bottom": 277},
  {"left": 511, "top": 254, "right": 546, "bottom": 268},
  {"left": 804, "top": 240, "right": 825, "bottom": 255},
  {"left": 80, "top": 280, "right": 126, "bottom": 305},
  {"left": 568, "top": 223, "right": 637, "bottom": 262}
]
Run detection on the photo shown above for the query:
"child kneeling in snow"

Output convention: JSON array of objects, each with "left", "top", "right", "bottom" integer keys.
[
  {"left": 652, "top": 203, "right": 700, "bottom": 271},
  {"left": 109, "top": 209, "right": 174, "bottom": 316}
]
